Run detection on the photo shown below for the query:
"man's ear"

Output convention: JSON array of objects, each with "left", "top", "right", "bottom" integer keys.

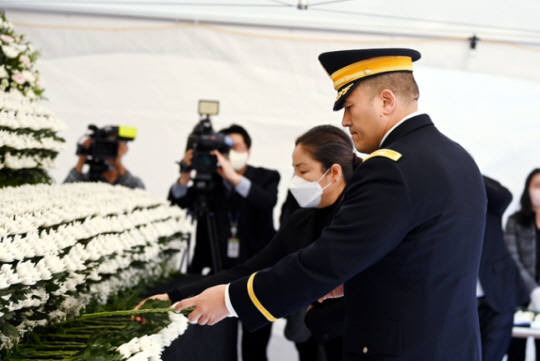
[{"left": 380, "top": 89, "right": 396, "bottom": 114}]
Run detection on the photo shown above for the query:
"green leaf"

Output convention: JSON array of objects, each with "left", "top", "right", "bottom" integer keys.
[{"left": 0, "top": 321, "right": 21, "bottom": 338}]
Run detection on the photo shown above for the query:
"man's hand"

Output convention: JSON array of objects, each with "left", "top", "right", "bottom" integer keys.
[
  {"left": 182, "top": 148, "right": 194, "bottom": 167},
  {"left": 175, "top": 284, "right": 230, "bottom": 326},
  {"left": 75, "top": 138, "right": 92, "bottom": 173},
  {"left": 212, "top": 150, "right": 242, "bottom": 185},
  {"left": 178, "top": 149, "right": 194, "bottom": 185},
  {"left": 133, "top": 293, "right": 171, "bottom": 324},
  {"left": 318, "top": 284, "right": 344, "bottom": 303},
  {"left": 106, "top": 142, "right": 127, "bottom": 176}
]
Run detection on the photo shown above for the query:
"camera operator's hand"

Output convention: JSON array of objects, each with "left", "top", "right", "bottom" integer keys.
[
  {"left": 212, "top": 150, "right": 242, "bottom": 186},
  {"left": 75, "top": 138, "right": 92, "bottom": 174},
  {"left": 178, "top": 149, "right": 194, "bottom": 186}
]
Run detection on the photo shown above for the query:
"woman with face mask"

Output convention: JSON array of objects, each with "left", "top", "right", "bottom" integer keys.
[
  {"left": 138, "top": 124, "right": 359, "bottom": 361},
  {"left": 505, "top": 168, "right": 540, "bottom": 361}
]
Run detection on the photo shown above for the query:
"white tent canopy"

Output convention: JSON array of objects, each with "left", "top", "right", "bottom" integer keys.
[{"left": 2, "top": 2, "right": 540, "bottom": 223}]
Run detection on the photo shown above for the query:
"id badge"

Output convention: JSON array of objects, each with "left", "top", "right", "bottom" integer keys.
[{"left": 227, "top": 237, "right": 240, "bottom": 258}]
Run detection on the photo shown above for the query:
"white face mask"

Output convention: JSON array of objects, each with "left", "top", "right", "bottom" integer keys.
[
  {"left": 288, "top": 169, "right": 332, "bottom": 208},
  {"left": 229, "top": 150, "right": 249, "bottom": 171}
]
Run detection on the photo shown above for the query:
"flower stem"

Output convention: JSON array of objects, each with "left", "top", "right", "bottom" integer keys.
[
  {"left": 68, "top": 325, "right": 125, "bottom": 330},
  {"left": 78, "top": 307, "right": 177, "bottom": 320}
]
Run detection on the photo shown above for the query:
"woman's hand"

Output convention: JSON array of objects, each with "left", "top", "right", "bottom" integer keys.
[
  {"left": 317, "top": 284, "right": 344, "bottom": 303},
  {"left": 133, "top": 293, "right": 171, "bottom": 324}
]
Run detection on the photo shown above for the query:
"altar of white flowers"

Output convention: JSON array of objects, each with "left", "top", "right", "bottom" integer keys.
[{"left": 0, "top": 12, "right": 193, "bottom": 360}]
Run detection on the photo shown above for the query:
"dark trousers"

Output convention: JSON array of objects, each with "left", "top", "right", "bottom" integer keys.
[
  {"left": 477, "top": 297, "right": 514, "bottom": 361},
  {"left": 162, "top": 318, "right": 238, "bottom": 361},
  {"left": 241, "top": 322, "right": 272, "bottom": 361},
  {"left": 161, "top": 319, "right": 272, "bottom": 361},
  {"left": 507, "top": 337, "right": 540, "bottom": 361},
  {"left": 295, "top": 337, "right": 328, "bottom": 361}
]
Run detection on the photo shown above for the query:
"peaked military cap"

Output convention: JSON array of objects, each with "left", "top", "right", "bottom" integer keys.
[{"left": 318, "top": 48, "right": 421, "bottom": 111}]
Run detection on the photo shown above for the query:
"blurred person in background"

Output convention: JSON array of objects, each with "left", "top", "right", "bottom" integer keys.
[
  {"left": 478, "top": 176, "right": 529, "bottom": 361},
  {"left": 64, "top": 125, "right": 144, "bottom": 189},
  {"left": 505, "top": 168, "right": 540, "bottom": 361},
  {"left": 166, "top": 124, "right": 280, "bottom": 361}
]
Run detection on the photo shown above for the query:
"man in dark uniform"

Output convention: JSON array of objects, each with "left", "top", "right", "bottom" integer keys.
[{"left": 176, "top": 48, "right": 487, "bottom": 361}]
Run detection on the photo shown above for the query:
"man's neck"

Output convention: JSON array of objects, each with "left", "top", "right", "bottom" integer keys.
[{"left": 379, "top": 110, "right": 421, "bottom": 147}]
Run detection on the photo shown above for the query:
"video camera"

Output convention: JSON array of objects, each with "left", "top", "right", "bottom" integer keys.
[
  {"left": 181, "top": 100, "right": 233, "bottom": 218},
  {"left": 184, "top": 100, "right": 233, "bottom": 191},
  {"left": 76, "top": 124, "right": 137, "bottom": 181}
]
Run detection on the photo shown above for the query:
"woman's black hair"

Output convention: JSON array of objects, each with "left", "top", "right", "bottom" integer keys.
[
  {"left": 515, "top": 168, "right": 540, "bottom": 226},
  {"left": 295, "top": 124, "right": 360, "bottom": 182}
]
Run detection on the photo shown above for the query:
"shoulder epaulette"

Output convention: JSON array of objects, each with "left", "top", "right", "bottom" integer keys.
[{"left": 363, "top": 149, "right": 402, "bottom": 162}]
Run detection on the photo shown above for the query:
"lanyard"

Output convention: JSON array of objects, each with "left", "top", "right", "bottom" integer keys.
[{"left": 228, "top": 211, "right": 240, "bottom": 238}]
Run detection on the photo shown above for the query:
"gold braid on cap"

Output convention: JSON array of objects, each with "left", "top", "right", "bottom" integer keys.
[{"left": 331, "top": 56, "right": 413, "bottom": 91}]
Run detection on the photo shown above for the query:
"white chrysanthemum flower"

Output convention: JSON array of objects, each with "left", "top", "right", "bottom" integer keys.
[
  {"left": 0, "top": 243, "right": 15, "bottom": 262},
  {"left": 43, "top": 255, "right": 65, "bottom": 274},
  {"left": 0, "top": 275, "right": 10, "bottom": 290},
  {"left": 138, "top": 334, "right": 163, "bottom": 353},
  {"left": 35, "top": 259, "right": 53, "bottom": 281},
  {"left": 126, "top": 352, "right": 153, "bottom": 361},
  {"left": 117, "top": 336, "right": 142, "bottom": 357},
  {"left": 87, "top": 268, "right": 102, "bottom": 281},
  {"left": 1, "top": 264, "right": 21, "bottom": 285},
  {"left": 16, "top": 260, "right": 41, "bottom": 285},
  {"left": 48, "top": 309, "right": 67, "bottom": 322}
]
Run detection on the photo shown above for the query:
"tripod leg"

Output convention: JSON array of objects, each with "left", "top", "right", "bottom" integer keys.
[{"left": 206, "top": 212, "right": 222, "bottom": 273}]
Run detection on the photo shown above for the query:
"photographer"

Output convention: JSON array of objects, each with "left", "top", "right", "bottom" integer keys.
[
  {"left": 63, "top": 126, "right": 144, "bottom": 189},
  {"left": 167, "top": 124, "right": 280, "bottom": 361}
]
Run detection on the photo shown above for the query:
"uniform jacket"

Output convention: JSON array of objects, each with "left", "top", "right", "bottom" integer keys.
[
  {"left": 480, "top": 176, "right": 530, "bottom": 312},
  {"left": 229, "top": 114, "right": 487, "bottom": 361},
  {"left": 167, "top": 195, "right": 342, "bottom": 301},
  {"left": 168, "top": 165, "right": 279, "bottom": 272},
  {"left": 505, "top": 211, "right": 539, "bottom": 293}
]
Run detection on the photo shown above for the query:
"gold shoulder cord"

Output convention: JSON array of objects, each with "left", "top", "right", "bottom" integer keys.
[{"left": 363, "top": 149, "right": 402, "bottom": 162}]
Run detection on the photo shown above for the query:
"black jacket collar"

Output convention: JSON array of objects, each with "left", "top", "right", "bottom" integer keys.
[{"left": 380, "top": 113, "right": 433, "bottom": 149}]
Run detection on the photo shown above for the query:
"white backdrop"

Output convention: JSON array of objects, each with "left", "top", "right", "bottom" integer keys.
[{"left": 6, "top": 9, "right": 540, "bottom": 226}]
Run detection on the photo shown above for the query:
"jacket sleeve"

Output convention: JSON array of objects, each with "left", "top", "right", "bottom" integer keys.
[
  {"left": 504, "top": 216, "right": 538, "bottom": 292},
  {"left": 167, "top": 183, "right": 195, "bottom": 210},
  {"left": 168, "top": 218, "right": 290, "bottom": 302},
  {"left": 63, "top": 168, "right": 85, "bottom": 183},
  {"left": 244, "top": 169, "right": 280, "bottom": 211},
  {"left": 229, "top": 158, "right": 413, "bottom": 331},
  {"left": 116, "top": 170, "right": 145, "bottom": 189}
]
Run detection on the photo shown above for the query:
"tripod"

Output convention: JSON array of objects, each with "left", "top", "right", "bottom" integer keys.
[{"left": 193, "top": 187, "right": 223, "bottom": 274}]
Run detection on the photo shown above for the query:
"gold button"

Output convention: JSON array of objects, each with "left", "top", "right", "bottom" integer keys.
[
  {"left": 364, "top": 68, "right": 371, "bottom": 75},
  {"left": 363, "top": 347, "right": 368, "bottom": 354}
]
